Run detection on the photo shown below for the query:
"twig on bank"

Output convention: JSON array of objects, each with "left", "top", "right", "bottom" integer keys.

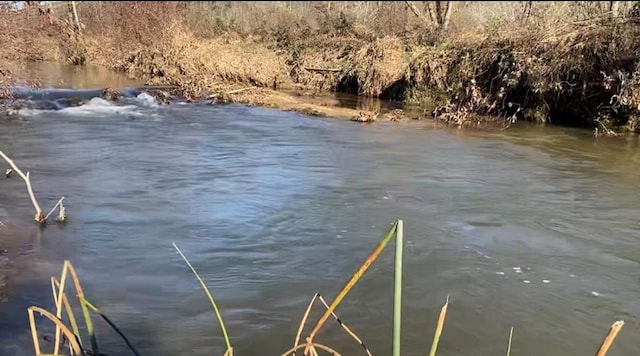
[{"left": 594, "top": 119, "right": 619, "bottom": 137}]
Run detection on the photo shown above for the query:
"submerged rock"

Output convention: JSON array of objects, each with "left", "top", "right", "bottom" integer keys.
[
  {"left": 351, "top": 111, "right": 377, "bottom": 123},
  {"left": 102, "top": 87, "right": 122, "bottom": 101}
]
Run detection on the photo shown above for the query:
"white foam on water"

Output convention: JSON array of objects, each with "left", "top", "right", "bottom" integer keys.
[
  {"left": 523, "top": 280, "right": 531, "bottom": 284},
  {"left": 591, "top": 291, "right": 600, "bottom": 297},
  {"left": 336, "top": 234, "right": 343, "bottom": 239},
  {"left": 542, "top": 279, "right": 550, "bottom": 284},
  {"left": 496, "top": 271, "right": 505, "bottom": 275},
  {"left": 136, "top": 92, "right": 159, "bottom": 107},
  {"left": 58, "top": 97, "right": 138, "bottom": 116}
]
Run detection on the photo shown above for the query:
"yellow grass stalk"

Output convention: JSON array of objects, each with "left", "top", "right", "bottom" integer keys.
[
  {"left": 293, "top": 293, "right": 319, "bottom": 356},
  {"left": 428, "top": 296, "right": 449, "bottom": 356},
  {"left": 64, "top": 261, "right": 99, "bottom": 354},
  {"left": 28, "top": 306, "right": 83, "bottom": 355},
  {"left": 595, "top": 320, "right": 624, "bottom": 356},
  {"left": 281, "top": 342, "right": 342, "bottom": 356},
  {"left": 307, "top": 221, "right": 398, "bottom": 342},
  {"left": 317, "top": 294, "right": 372, "bottom": 356},
  {"left": 53, "top": 260, "right": 70, "bottom": 355},
  {"left": 51, "top": 277, "right": 82, "bottom": 349},
  {"left": 173, "top": 242, "right": 232, "bottom": 352}
]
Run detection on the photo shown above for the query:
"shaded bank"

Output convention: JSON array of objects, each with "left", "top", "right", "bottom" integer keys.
[{"left": 3, "top": 2, "right": 640, "bottom": 133}]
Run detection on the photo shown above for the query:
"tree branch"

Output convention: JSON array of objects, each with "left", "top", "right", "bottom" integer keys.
[
  {"left": 405, "top": 1, "right": 434, "bottom": 25},
  {"left": 0, "top": 150, "right": 44, "bottom": 223},
  {"left": 442, "top": 1, "right": 454, "bottom": 30}
]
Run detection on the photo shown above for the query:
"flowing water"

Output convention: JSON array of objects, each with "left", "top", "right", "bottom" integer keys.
[{"left": 1, "top": 63, "right": 640, "bottom": 356}]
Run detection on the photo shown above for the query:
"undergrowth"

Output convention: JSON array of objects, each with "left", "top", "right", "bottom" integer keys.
[{"left": 3, "top": 1, "right": 640, "bottom": 132}]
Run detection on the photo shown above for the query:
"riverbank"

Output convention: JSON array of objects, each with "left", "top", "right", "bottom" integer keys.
[{"left": 3, "top": 2, "right": 640, "bottom": 133}]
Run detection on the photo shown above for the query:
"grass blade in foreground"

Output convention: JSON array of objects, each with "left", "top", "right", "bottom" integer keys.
[
  {"left": 307, "top": 221, "right": 398, "bottom": 342},
  {"left": 292, "top": 293, "right": 319, "bottom": 355},
  {"left": 393, "top": 219, "right": 404, "bottom": 356},
  {"left": 595, "top": 320, "right": 624, "bottom": 356},
  {"left": 428, "top": 296, "right": 449, "bottom": 356},
  {"left": 83, "top": 299, "right": 141, "bottom": 356},
  {"left": 173, "top": 242, "right": 232, "bottom": 353},
  {"left": 65, "top": 261, "right": 100, "bottom": 355},
  {"left": 506, "top": 327, "right": 514, "bottom": 356},
  {"left": 28, "top": 306, "right": 83, "bottom": 355},
  {"left": 52, "top": 277, "right": 82, "bottom": 349}
]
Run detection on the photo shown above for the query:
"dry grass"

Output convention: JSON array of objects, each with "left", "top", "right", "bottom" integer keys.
[
  {"left": 3, "top": 1, "right": 640, "bottom": 131},
  {"left": 342, "top": 37, "right": 408, "bottom": 98},
  {"left": 115, "top": 23, "right": 291, "bottom": 98},
  {"left": 25, "top": 221, "right": 628, "bottom": 356}
]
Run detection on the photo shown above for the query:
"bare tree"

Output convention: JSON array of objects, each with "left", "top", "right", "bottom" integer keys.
[
  {"left": 405, "top": 1, "right": 453, "bottom": 30},
  {"left": 442, "top": 1, "right": 453, "bottom": 30},
  {"left": 523, "top": 1, "right": 533, "bottom": 20},
  {"left": 610, "top": 1, "right": 620, "bottom": 18}
]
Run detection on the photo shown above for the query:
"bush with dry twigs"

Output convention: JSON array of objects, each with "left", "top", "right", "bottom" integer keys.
[{"left": 3, "top": 2, "right": 640, "bottom": 132}]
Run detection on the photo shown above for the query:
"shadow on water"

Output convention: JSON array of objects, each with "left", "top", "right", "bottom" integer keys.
[{"left": 1, "top": 62, "right": 640, "bottom": 356}]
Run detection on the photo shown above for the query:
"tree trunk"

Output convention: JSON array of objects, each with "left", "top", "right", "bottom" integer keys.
[
  {"left": 435, "top": 1, "right": 443, "bottom": 25},
  {"left": 442, "top": 1, "right": 453, "bottom": 30},
  {"left": 71, "top": 1, "right": 80, "bottom": 32},
  {"left": 405, "top": 1, "right": 435, "bottom": 26},
  {"left": 523, "top": 1, "right": 533, "bottom": 20},
  {"left": 610, "top": 1, "right": 620, "bottom": 17}
]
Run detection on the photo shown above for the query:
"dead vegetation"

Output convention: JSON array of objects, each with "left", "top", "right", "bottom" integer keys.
[
  {"left": 3, "top": 1, "right": 640, "bottom": 132},
  {"left": 25, "top": 222, "right": 628, "bottom": 356}
]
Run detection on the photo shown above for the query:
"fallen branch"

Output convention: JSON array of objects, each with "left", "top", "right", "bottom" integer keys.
[
  {"left": 0, "top": 150, "right": 44, "bottom": 223},
  {"left": 304, "top": 67, "right": 341, "bottom": 73},
  {"left": 595, "top": 120, "right": 620, "bottom": 137},
  {"left": 208, "top": 86, "right": 257, "bottom": 99},
  {"left": 225, "top": 86, "right": 257, "bottom": 95},
  {"left": 45, "top": 197, "right": 65, "bottom": 221}
]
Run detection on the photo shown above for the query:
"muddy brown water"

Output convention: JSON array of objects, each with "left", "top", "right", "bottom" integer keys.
[{"left": 1, "top": 63, "right": 640, "bottom": 356}]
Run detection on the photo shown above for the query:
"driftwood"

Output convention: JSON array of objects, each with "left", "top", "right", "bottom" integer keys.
[{"left": 0, "top": 150, "right": 64, "bottom": 224}]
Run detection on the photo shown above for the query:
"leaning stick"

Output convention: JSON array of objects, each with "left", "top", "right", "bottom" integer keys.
[{"left": 0, "top": 150, "right": 44, "bottom": 223}]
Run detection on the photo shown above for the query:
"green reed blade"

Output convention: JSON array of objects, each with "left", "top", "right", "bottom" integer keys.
[
  {"left": 173, "top": 242, "right": 232, "bottom": 350},
  {"left": 64, "top": 261, "right": 99, "bottom": 355},
  {"left": 393, "top": 219, "right": 404, "bottom": 356}
]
